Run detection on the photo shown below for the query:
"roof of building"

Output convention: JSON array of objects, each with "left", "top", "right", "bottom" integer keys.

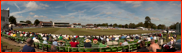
[
  {"left": 86, "top": 24, "right": 93, "bottom": 26},
  {"left": 40, "top": 21, "right": 52, "bottom": 23},
  {"left": 73, "top": 23, "right": 81, "bottom": 25},
  {"left": 54, "top": 22, "right": 69, "bottom": 23},
  {"left": 17, "top": 22, "right": 28, "bottom": 24}
]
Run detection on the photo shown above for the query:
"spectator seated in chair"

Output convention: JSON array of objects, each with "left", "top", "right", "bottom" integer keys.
[
  {"left": 148, "top": 39, "right": 161, "bottom": 52},
  {"left": 70, "top": 38, "right": 79, "bottom": 47},
  {"left": 99, "top": 41, "right": 109, "bottom": 48},
  {"left": 21, "top": 38, "right": 36, "bottom": 52},
  {"left": 84, "top": 39, "right": 92, "bottom": 48},
  {"left": 48, "top": 45, "right": 58, "bottom": 52},
  {"left": 137, "top": 41, "right": 149, "bottom": 52},
  {"left": 120, "top": 39, "right": 129, "bottom": 46}
]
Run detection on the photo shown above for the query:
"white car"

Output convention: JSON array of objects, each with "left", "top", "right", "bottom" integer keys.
[{"left": 163, "top": 30, "right": 176, "bottom": 33}]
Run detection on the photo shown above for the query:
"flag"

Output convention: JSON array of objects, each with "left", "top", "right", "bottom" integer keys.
[{"left": 6, "top": 7, "right": 9, "bottom": 10}]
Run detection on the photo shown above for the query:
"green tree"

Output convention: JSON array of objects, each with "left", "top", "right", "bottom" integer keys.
[
  {"left": 144, "top": 16, "right": 151, "bottom": 28},
  {"left": 118, "top": 24, "right": 122, "bottom": 28},
  {"left": 151, "top": 23, "right": 157, "bottom": 29},
  {"left": 136, "top": 22, "right": 144, "bottom": 27},
  {"left": 25, "top": 20, "right": 32, "bottom": 24},
  {"left": 34, "top": 19, "right": 40, "bottom": 26},
  {"left": 157, "top": 24, "right": 166, "bottom": 30},
  {"left": 9, "top": 16, "right": 17, "bottom": 25},
  {"left": 113, "top": 23, "right": 118, "bottom": 28},
  {"left": 169, "top": 22, "right": 179, "bottom": 29},
  {"left": 109, "top": 24, "right": 113, "bottom": 27},
  {"left": 20, "top": 21, "right": 25, "bottom": 23},
  {"left": 97, "top": 24, "right": 101, "bottom": 27},
  {"left": 125, "top": 24, "right": 128, "bottom": 28},
  {"left": 129, "top": 23, "right": 136, "bottom": 28},
  {"left": 101, "top": 23, "right": 108, "bottom": 27},
  {"left": 94, "top": 24, "right": 97, "bottom": 27}
]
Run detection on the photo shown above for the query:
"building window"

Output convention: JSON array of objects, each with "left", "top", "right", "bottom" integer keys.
[{"left": 1, "top": 16, "right": 5, "bottom": 21}]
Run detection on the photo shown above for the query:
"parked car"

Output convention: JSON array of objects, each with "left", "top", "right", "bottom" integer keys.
[{"left": 174, "top": 39, "right": 181, "bottom": 51}]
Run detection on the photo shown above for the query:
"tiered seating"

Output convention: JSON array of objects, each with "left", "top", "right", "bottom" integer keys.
[{"left": 1, "top": 33, "right": 158, "bottom": 52}]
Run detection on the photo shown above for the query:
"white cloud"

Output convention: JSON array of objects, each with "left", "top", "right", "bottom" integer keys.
[
  {"left": 55, "top": 6, "right": 63, "bottom": 8},
  {"left": 33, "top": 15, "right": 39, "bottom": 18},
  {"left": 60, "top": 16, "right": 66, "bottom": 18},
  {"left": 107, "top": 16, "right": 111, "bottom": 18},
  {"left": 10, "top": 1, "right": 49, "bottom": 16},
  {"left": 29, "top": 12, "right": 35, "bottom": 15},
  {"left": 9, "top": 1, "right": 50, "bottom": 20},
  {"left": 151, "top": 17, "right": 160, "bottom": 21},
  {"left": 40, "top": 3, "right": 49, "bottom": 7},
  {"left": 70, "top": 16, "right": 75, "bottom": 18},
  {"left": 14, "top": 3, "right": 20, "bottom": 11},
  {"left": 164, "top": 18, "right": 168, "bottom": 20},
  {"left": 100, "top": 12, "right": 105, "bottom": 14},
  {"left": 145, "top": 7, "right": 153, "bottom": 11},
  {"left": 24, "top": 1, "right": 40, "bottom": 10},
  {"left": 10, "top": 9, "right": 31, "bottom": 16},
  {"left": 117, "top": 12, "right": 122, "bottom": 15},
  {"left": 26, "top": 16, "right": 34, "bottom": 20},
  {"left": 15, "top": 15, "right": 24, "bottom": 18},
  {"left": 134, "top": 17, "right": 139, "bottom": 20},
  {"left": 168, "top": 1, "right": 177, "bottom": 6},
  {"left": 1, "top": 1, "right": 28, "bottom": 5},
  {"left": 4, "top": 1, "right": 180, "bottom": 26},
  {"left": 105, "top": 12, "right": 112, "bottom": 15},
  {"left": 33, "top": 15, "right": 47, "bottom": 18},
  {"left": 168, "top": 1, "right": 181, "bottom": 7},
  {"left": 124, "top": 1, "right": 143, "bottom": 7},
  {"left": 57, "top": 10, "right": 86, "bottom": 19}
]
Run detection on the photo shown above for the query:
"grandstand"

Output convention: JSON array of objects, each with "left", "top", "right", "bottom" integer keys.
[
  {"left": 1, "top": 30, "right": 160, "bottom": 52},
  {"left": 86, "top": 24, "right": 94, "bottom": 28},
  {"left": 39, "top": 21, "right": 53, "bottom": 27},
  {"left": 71, "top": 23, "right": 82, "bottom": 28},
  {"left": 53, "top": 22, "right": 71, "bottom": 27}
]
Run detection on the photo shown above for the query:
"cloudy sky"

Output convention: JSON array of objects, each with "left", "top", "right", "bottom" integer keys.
[{"left": 1, "top": 1, "right": 181, "bottom": 26}]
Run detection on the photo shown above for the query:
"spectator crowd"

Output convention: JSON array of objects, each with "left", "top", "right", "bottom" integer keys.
[{"left": 1, "top": 30, "right": 178, "bottom": 52}]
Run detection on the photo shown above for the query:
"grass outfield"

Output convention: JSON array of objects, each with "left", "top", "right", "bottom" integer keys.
[{"left": 14, "top": 28, "right": 158, "bottom": 35}]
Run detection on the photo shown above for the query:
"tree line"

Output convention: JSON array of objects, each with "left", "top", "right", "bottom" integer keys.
[
  {"left": 9, "top": 16, "right": 179, "bottom": 30},
  {"left": 9, "top": 16, "right": 40, "bottom": 26}
]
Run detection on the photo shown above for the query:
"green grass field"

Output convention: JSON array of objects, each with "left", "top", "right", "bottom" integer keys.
[{"left": 14, "top": 28, "right": 158, "bottom": 35}]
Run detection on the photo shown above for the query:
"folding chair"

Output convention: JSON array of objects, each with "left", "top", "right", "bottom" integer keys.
[
  {"left": 117, "top": 46, "right": 123, "bottom": 52},
  {"left": 59, "top": 46, "right": 65, "bottom": 52},
  {"left": 78, "top": 47, "right": 85, "bottom": 52},
  {"left": 133, "top": 44, "right": 138, "bottom": 50},
  {"left": 65, "top": 46, "right": 71, "bottom": 52},
  {"left": 34, "top": 42, "right": 39, "bottom": 48},
  {"left": 129, "top": 44, "right": 134, "bottom": 51},
  {"left": 99, "top": 48, "right": 105, "bottom": 52},
  {"left": 39, "top": 43, "right": 43, "bottom": 50},
  {"left": 111, "top": 47, "right": 117, "bottom": 52},
  {"left": 71, "top": 47, "right": 78, "bottom": 52},
  {"left": 85, "top": 48, "right": 92, "bottom": 52}
]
